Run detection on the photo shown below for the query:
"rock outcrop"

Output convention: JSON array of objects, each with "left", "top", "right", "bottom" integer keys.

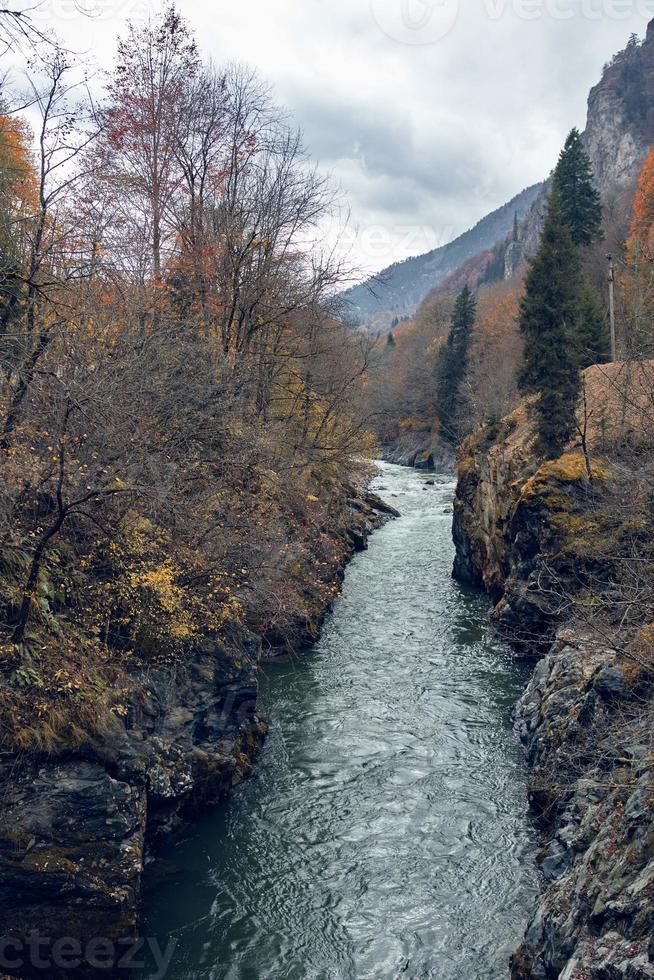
[
  {"left": 585, "top": 20, "right": 654, "bottom": 195},
  {"left": 0, "top": 486, "right": 396, "bottom": 977},
  {"left": 0, "top": 631, "right": 266, "bottom": 977},
  {"left": 452, "top": 372, "right": 654, "bottom": 980},
  {"left": 517, "top": 22, "right": 654, "bottom": 267},
  {"left": 381, "top": 433, "right": 454, "bottom": 472},
  {"left": 512, "top": 629, "right": 654, "bottom": 980}
]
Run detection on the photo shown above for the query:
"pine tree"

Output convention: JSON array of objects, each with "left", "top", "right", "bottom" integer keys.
[
  {"left": 552, "top": 128, "right": 603, "bottom": 246},
  {"left": 576, "top": 283, "right": 611, "bottom": 369},
  {"left": 435, "top": 285, "right": 476, "bottom": 442},
  {"left": 518, "top": 189, "right": 583, "bottom": 459},
  {"left": 387, "top": 331, "right": 396, "bottom": 347}
]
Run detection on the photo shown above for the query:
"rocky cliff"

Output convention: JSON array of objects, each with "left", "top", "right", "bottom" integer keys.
[
  {"left": 403, "top": 21, "right": 654, "bottom": 320},
  {"left": 516, "top": 21, "right": 654, "bottom": 265},
  {"left": 452, "top": 364, "right": 654, "bottom": 979},
  {"left": 381, "top": 431, "right": 454, "bottom": 471},
  {"left": 0, "top": 632, "right": 266, "bottom": 969},
  {"left": 512, "top": 628, "right": 654, "bottom": 980},
  {"left": 0, "top": 485, "right": 396, "bottom": 978}
]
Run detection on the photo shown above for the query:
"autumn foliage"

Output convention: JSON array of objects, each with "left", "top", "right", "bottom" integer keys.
[
  {"left": 365, "top": 274, "right": 524, "bottom": 446},
  {"left": 0, "top": 9, "right": 375, "bottom": 750},
  {"left": 619, "top": 147, "right": 654, "bottom": 359}
]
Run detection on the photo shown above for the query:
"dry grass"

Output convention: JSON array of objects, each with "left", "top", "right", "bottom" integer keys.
[
  {"left": 485, "top": 360, "right": 654, "bottom": 463},
  {"left": 0, "top": 629, "right": 128, "bottom": 753}
]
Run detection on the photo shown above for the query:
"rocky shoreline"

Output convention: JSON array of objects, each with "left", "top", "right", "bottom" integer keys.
[
  {"left": 380, "top": 433, "right": 454, "bottom": 472},
  {"left": 452, "top": 420, "right": 654, "bottom": 979},
  {"left": 0, "top": 484, "right": 398, "bottom": 979},
  {"left": 512, "top": 629, "right": 654, "bottom": 979}
]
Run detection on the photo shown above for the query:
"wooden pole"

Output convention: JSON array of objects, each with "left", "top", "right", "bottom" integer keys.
[{"left": 607, "top": 253, "right": 617, "bottom": 362}]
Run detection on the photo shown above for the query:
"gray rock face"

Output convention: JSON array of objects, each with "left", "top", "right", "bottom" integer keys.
[
  {"left": 451, "top": 434, "right": 526, "bottom": 603},
  {"left": 511, "top": 631, "right": 654, "bottom": 980},
  {"left": 504, "top": 239, "right": 524, "bottom": 279},
  {"left": 508, "top": 25, "right": 654, "bottom": 275},
  {"left": 0, "top": 634, "right": 267, "bottom": 975},
  {"left": 381, "top": 435, "right": 454, "bottom": 472},
  {"left": 585, "top": 85, "right": 646, "bottom": 194},
  {"left": 0, "top": 761, "right": 146, "bottom": 944}
]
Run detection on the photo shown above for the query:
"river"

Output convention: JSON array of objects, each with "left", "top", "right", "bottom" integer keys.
[{"left": 139, "top": 462, "right": 540, "bottom": 980}]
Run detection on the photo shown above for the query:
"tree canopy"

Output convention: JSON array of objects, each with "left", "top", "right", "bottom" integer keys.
[
  {"left": 518, "top": 188, "right": 582, "bottom": 458},
  {"left": 552, "top": 128, "right": 603, "bottom": 246}
]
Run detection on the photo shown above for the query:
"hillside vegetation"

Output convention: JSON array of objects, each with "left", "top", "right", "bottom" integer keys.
[
  {"left": 340, "top": 182, "right": 542, "bottom": 328},
  {"left": 0, "top": 8, "right": 377, "bottom": 753}
]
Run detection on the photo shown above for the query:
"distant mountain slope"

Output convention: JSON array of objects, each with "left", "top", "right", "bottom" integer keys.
[
  {"left": 455, "top": 22, "right": 654, "bottom": 296},
  {"left": 340, "top": 183, "right": 542, "bottom": 328},
  {"left": 345, "top": 22, "right": 654, "bottom": 332}
]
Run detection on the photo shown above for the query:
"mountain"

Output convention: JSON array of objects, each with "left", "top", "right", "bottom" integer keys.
[
  {"left": 346, "top": 21, "right": 654, "bottom": 331},
  {"left": 340, "top": 183, "right": 543, "bottom": 329},
  {"left": 512, "top": 23, "right": 654, "bottom": 267},
  {"left": 486, "top": 22, "right": 654, "bottom": 276}
]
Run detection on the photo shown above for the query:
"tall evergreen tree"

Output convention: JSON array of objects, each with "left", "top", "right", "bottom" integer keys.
[
  {"left": 435, "top": 285, "right": 476, "bottom": 442},
  {"left": 518, "top": 188, "right": 583, "bottom": 459},
  {"left": 552, "top": 128, "right": 603, "bottom": 246},
  {"left": 576, "top": 283, "right": 611, "bottom": 369}
]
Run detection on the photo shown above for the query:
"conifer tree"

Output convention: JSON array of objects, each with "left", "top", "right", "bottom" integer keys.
[
  {"left": 518, "top": 188, "right": 583, "bottom": 458},
  {"left": 435, "top": 285, "right": 476, "bottom": 441},
  {"left": 552, "top": 128, "right": 603, "bottom": 246},
  {"left": 576, "top": 283, "right": 611, "bottom": 369}
]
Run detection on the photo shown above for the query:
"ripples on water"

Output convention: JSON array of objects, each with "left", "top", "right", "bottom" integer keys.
[{"left": 139, "top": 463, "right": 540, "bottom": 980}]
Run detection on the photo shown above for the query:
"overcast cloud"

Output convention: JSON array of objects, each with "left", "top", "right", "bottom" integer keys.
[{"left": 24, "top": 0, "right": 654, "bottom": 275}]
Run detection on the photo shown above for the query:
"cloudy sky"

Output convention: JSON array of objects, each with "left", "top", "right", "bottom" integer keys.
[{"left": 22, "top": 0, "right": 654, "bottom": 275}]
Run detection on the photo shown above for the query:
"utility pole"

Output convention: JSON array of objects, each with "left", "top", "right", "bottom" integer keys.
[{"left": 607, "top": 253, "right": 617, "bottom": 362}]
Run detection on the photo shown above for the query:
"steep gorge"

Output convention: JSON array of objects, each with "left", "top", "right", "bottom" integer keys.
[{"left": 452, "top": 365, "right": 654, "bottom": 980}]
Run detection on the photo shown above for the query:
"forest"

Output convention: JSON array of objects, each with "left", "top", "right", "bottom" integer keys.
[
  {"left": 0, "top": 5, "right": 378, "bottom": 750},
  {"left": 2, "top": 2, "right": 654, "bottom": 756},
  {"left": 367, "top": 123, "right": 654, "bottom": 456}
]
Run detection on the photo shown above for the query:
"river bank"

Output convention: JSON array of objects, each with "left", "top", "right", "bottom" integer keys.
[
  {"left": 380, "top": 432, "right": 454, "bottom": 472},
  {"left": 0, "top": 473, "right": 397, "bottom": 979},
  {"left": 451, "top": 382, "right": 654, "bottom": 980}
]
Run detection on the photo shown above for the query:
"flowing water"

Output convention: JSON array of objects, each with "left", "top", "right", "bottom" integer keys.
[{"left": 139, "top": 462, "right": 540, "bottom": 980}]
